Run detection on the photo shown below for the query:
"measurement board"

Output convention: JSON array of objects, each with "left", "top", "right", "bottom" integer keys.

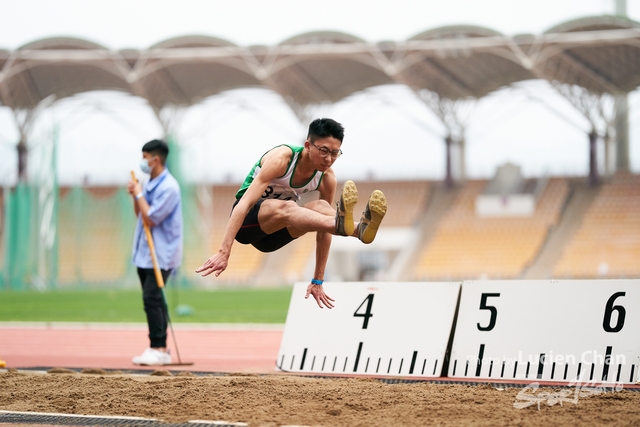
[
  {"left": 277, "top": 282, "right": 460, "bottom": 377},
  {"left": 448, "top": 280, "right": 640, "bottom": 384}
]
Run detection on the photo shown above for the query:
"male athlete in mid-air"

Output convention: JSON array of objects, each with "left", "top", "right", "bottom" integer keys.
[{"left": 196, "top": 118, "right": 387, "bottom": 308}]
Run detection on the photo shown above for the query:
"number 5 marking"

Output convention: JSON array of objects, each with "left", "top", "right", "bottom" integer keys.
[{"left": 477, "top": 293, "right": 500, "bottom": 331}]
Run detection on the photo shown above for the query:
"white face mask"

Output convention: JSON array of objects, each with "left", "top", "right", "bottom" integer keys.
[{"left": 140, "top": 158, "right": 152, "bottom": 174}]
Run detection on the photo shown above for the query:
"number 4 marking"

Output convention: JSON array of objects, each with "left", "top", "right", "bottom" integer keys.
[{"left": 354, "top": 294, "right": 374, "bottom": 329}]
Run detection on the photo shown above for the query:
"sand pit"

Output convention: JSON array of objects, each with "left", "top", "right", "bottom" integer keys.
[{"left": 1, "top": 370, "right": 640, "bottom": 426}]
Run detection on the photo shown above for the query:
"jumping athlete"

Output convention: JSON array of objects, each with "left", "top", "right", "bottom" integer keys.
[{"left": 195, "top": 118, "right": 387, "bottom": 308}]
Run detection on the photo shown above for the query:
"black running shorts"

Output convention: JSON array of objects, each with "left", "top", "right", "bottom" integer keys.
[{"left": 232, "top": 198, "right": 295, "bottom": 253}]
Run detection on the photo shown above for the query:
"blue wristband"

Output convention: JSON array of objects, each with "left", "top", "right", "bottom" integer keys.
[{"left": 311, "top": 279, "right": 323, "bottom": 285}]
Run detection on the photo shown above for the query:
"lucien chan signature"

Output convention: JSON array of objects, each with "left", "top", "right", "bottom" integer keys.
[{"left": 513, "top": 380, "right": 624, "bottom": 410}]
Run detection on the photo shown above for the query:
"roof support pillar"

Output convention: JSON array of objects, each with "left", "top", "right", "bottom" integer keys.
[
  {"left": 443, "top": 135, "right": 465, "bottom": 188},
  {"left": 13, "top": 109, "right": 38, "bottom": 183},
  {"left": 614, "top": 94, "right": 630, "bottom": 172},
  {"left": 588, "top": 129, "right": 599, "bottom": 187},
  {"left": 445, "top": 136, "right": 454, "bottom": 188},
  {"left": 17, "top": 138, "right": 27, "bottom": 182},
  {"left": 417, "top": 90, "right": 470, "bottom": 189},
  {"left": 11, "top": 96, "right": 57, "bottom": 183}
]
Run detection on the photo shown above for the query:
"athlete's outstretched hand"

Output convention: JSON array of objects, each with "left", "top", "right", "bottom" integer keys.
[
  {"left": 305, "top": 283, "right": 335, "bottom": 309},
  {"left": 196, "top": 252, "right": 228, "bottom": 277}
]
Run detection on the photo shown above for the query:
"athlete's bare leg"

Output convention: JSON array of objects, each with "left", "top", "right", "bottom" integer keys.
[{"left": 256, "top": 199, "right": 356, "bottom": 238}]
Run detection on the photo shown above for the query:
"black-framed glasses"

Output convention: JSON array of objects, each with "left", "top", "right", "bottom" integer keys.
[{"left": 311, "top": 141, "right": 343, "bottom": 159}]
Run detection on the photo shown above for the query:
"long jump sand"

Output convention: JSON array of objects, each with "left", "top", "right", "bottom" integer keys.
[
  {"left": 2, "top": 369, "right": 640, "bottom": 427},
  {"left": 2, "top": 323, "right": 640, "bottom": 426}
]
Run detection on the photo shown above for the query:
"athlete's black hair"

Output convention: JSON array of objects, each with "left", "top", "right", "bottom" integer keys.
[
  {"left": 307, "top": 118, "right": 345, "bottom": 143},
  {"left": 142, "top": 139, "right": 169, "bottom": 165}
]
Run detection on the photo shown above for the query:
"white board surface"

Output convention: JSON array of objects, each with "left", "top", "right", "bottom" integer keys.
[{"left": 277, "top": 281, "right": 460, "bottom": 377}]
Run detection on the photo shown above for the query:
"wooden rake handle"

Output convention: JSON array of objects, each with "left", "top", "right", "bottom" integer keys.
[{"left": 131, "top": 171, "right": 165, "bottom": 289}]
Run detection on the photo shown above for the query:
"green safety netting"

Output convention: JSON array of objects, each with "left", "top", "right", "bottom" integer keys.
[{"left": 1, "top": 133, "right": 206, "bottom": 290}]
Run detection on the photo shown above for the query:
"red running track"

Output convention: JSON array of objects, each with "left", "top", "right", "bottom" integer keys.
[
  {"left": 3, "top": 323, "right": 639, "bottom": 390},
  {"left": 0, "top": 323, "right": 283, "bottom": 373}
]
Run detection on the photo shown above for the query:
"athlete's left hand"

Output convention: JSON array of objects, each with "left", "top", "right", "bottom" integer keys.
[
  {"left": 195, "top": 251, "right": 228, "bottom": 277},
  {"left": 305, "top": 283, "right": 335, "bottom": 309}
]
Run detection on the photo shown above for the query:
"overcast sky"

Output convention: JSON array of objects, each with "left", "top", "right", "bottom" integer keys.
[
  {"left": 3, "top": 0, "right": 638, "bottom": 49},
  {"left": 1, "top": 0, "right": 639, "bottom": 185}
]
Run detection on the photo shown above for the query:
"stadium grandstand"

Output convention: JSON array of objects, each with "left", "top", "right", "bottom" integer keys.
[{"left": 1, "top": 14, "right": 639, "bottom": 289}]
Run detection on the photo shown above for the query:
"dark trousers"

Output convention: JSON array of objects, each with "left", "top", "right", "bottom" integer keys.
[{"left": 137, "top": 268, "right": 172, "bottom": 348}]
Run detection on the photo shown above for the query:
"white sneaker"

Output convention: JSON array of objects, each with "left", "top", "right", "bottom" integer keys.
[{"left": 132, "top": 348, "right": 172, "bottom": 365}]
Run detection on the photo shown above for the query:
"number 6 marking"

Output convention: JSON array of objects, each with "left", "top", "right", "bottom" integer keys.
[
  {"left": 477, "top": 293, "right": 500, "bottom": 331},
  {"left": 603, "top": 292, "right": 626, "bottom": 333}
]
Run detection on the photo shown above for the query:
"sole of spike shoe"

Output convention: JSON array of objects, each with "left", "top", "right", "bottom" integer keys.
[
  {"left": 360, "top": 190, "right": 387, "bottom": 244},
  {"left": 338, "top": 180, "right": 358, "bottom": 236}
]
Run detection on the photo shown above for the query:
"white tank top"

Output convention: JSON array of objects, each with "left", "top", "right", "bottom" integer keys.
[{"left": 236, "top": 144, "right": 324, "bottom": 203}]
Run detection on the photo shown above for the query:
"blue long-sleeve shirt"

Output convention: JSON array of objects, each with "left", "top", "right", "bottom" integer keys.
[{"left": 132, "top": 169, "right": 183, "bottom": 270}]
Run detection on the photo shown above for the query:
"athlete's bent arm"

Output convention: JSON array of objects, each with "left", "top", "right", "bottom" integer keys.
[{"left": 196, "top": 147, "right": 290, "bottom": 277}]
